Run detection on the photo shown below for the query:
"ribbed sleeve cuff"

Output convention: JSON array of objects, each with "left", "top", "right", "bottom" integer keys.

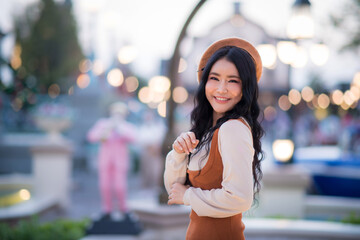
[
  {"left": 169, "top": 150, "right": 187, "bottom": 164},
  {"left": 183, "top": 188, "right": 191, "bottom": 206}
]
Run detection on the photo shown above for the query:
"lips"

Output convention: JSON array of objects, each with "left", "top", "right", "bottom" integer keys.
[{"left": 214, "top": 96, "right": 230, "bottom": 103}]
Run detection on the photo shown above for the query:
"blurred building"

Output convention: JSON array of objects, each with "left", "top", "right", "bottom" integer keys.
[{"left": 178, "top": 3, "right": 289, "bottom": 112}]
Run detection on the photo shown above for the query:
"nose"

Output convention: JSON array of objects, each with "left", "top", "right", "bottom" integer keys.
[{"left": 216, "top": 80, "right": 228, "bottom": 93}]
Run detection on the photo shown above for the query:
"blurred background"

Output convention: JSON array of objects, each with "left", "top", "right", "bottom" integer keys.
[{"left": 0, "top": 0, "right": 359, "bottom": 239}]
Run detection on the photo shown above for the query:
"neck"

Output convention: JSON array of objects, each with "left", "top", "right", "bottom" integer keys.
[{"left": 212, "top": 112, "right": 223, "bottom": 127}]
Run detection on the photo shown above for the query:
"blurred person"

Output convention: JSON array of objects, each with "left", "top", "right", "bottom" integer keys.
[
  {"left": 164, "top": 38, "right": 264, "bottom": 240},
  {"left": 87, "top": 102, "right": 136, "bottom": 220}
]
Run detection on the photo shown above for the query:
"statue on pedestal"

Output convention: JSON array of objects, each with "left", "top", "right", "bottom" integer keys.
[{"left": 86, "top": 102, "right": 142, "bottom": 235}]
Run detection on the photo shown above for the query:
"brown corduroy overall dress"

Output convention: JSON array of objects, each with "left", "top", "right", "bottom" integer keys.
[{"left": 186, "top": 119, "right": 249, "bottom": 240}]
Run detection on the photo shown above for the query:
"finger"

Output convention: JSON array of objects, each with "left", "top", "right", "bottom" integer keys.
[
  {"left": 180, "top": 134, "right": 196, "bottom": 153},
  {"left": 177, "top": 136, "right": 191, "bottom": 154},
  {"left": 187, "top": 132, "right": 198, "bottom": 145},
  {"left": 185, "top": 133, "right": 199, "bottom": 151},
  {"left": 173, "top": 140, "right": 184, "bottom": 153}
]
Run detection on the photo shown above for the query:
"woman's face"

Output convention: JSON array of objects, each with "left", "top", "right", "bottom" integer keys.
[{"left": 205, "top": 58, "right": 242, "bottom": 122}]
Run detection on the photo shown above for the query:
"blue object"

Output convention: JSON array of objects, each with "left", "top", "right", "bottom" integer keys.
[{"left": 312, "top": 174, "right": 360, "bottom": 198}]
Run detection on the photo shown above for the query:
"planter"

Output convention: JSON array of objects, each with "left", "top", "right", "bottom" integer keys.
[{"left": 35, "top": 117, "right": 72, "bottom": 141}]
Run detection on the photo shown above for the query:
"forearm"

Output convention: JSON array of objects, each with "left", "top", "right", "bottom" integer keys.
[
  {"left": 183, "top": 185, "right": 253, "bottom": 218},
  {"left": 163, "top": 150, "right": 187, "bottom": 194}
]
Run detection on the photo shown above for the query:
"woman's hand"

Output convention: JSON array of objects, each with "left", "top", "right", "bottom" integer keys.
[
  {"left": 168, "top": 182, "right": 190, "bottom": 205},
  {"left": 172, "top": 132, "right": 199, "bottom": 154}
]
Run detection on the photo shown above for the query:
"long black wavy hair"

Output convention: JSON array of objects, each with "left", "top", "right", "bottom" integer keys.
[{"left": 189, "top": 46, "right": 265, "bottom": 199}]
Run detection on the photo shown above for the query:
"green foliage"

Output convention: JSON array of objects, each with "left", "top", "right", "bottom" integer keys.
[
  {"left": 341, "top": 212, "right": 360, "bottom": 225},
  {"left": 14, "top": 0, "right": 83, "bottom": 94},
  {"left": 0, "top": 216, "right": 90, "bottom": 240},
  {"left": 265, "top": 215, "right": 298, "bottom": 220}
]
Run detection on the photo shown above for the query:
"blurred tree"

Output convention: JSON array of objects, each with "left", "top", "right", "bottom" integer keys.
[
  {"left": 13, "top": 0, "right": 83, "bottom": 94},
  {"left": 331, "top": 0, "right": 360, "bottom": 52},
  {"left": 0, "top": 0, "right": 83, "bottom": 130}
]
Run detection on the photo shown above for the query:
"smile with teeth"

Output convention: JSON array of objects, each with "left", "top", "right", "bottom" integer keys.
[{"left": 214, "top": 96, "right": 230, "bottom": 102}]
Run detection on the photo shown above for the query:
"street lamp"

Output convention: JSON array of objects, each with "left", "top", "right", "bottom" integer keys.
[{"left": 287, "top": 0, "right": 314, "bottom": 39}]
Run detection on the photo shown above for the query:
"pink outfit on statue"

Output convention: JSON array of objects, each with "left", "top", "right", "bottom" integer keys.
[{"left": 87, "top": 118, "right": 136, "bottom": 213}]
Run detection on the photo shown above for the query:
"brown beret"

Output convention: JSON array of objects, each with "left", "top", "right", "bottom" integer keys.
[{"left": 197, "top": 37, "right": 262, "bottom": 82}]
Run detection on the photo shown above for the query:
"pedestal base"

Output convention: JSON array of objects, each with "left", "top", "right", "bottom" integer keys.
[{"left": 86, "top": 212, "right": 143, "bottom": 236}]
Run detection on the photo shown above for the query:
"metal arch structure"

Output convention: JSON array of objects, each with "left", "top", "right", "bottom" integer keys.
[
  {"left": 161, "top": 0, "right": 207, "bottom": 157},
  {"left": 159, "top": 0, "right": 206, "bottom": 203}
]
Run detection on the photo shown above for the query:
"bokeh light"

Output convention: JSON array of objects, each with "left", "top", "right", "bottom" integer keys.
[
  {"left": 257, "top": 44, "right": 277, "bottom": 69},
  {"left": 79, "top": 59, "right": 92, "bottom": 73},
  {"left": 178, "top": 58, "right": 188, "bottom": 73},
  {"left": 331, "top": 90, "right": 343, "bottom": 105},
  {"left": 149, "top": 76, "right": 171, "bottom": 93},
  {"left": 157, "top": 101, "right": 166, "bottom": 117},
  {"left": 341, "top": 101, "right": 350, "bottom": 110},
  {"left": 125, "top": 76, "right": 139, "bottom": 92},
  {"left": 287, "top": 10, "right": 314, "bottom": 39},
  {"left": 278, "top": 95, "right": 291, "bottom": 111},
  {"left": 291, "top": 46, "right": 308, "bottom": 68},
  {"left": 343, "top": 90, "right": 356, "bottom": 106},
  {"left": 164, "top": 90, "right": 171, "bottom": 101},
  {"left": 264, "top": 106, "right": 277, "bottom": 121},
  {"left": 272, "top": 139, "right": 294, "bottom": 162},
  {"left": 301, "top": 86, "right": 314, "bottom": 102},
  {"left": 173, "top": 86, "right": 188, "bottom": 103},
  {"left": 277, "top": 41, "right": 297, "bottom": 64},
  {"left": 288, "top": 89, "right": 301, "bottom": 105},
  {"left": 92, "top": 60, "right": 104, "bottom": 76},
  {"left": 1, "top": 65, "right": 14, "bottom": 87},
  {"left": 107, "top": 68, "right": 124, "bottom": 87},
  {"left": 138, "top": 87, "right": 152, "bottom": 103},
  {"left": 353, "top": 72, "right": 360, "bottom": 87},
  {"left": 312, "top": 95, "right": 320, "bottom": 108},
  {"left": 152, "top": 91, "right": 166, "bottom": 103},
  {"left": 10, "top": 44, "right": 22, "bottom": 70},
  {"left": 350, "top": 85, "right": 360, "bottom": 101},
  {"left": 19, "top": 189, "right": 31, "bottom": 201},
  {"left": 317, "top": 93, "right": 330, "bottom": 109},
  {"left": 48, "top": 84, "right": 60, "bottom": 98},
  {"left": 68, "top": 86, "right": 74, "bottom": 95},
  {"left": 314, "top": 108, "right": 328, "bottom": 120},
  {"left": 77, "top": 74, "right": 90, "bottom": 89},
  {"left": 118, "top": 45, "right": 138, "bottom": 64}
]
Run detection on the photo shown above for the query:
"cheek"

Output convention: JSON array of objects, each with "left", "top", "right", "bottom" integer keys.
[
  {"left": 233, "top": 86, "right": 243, "bottom": 102},
  {"left": 205, "top": 83, "right": 212, "bottom": 100}
]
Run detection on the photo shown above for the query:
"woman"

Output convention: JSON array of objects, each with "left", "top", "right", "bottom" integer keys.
[{"left": 164, "top": 37, "right": 264, "bottom": 240}]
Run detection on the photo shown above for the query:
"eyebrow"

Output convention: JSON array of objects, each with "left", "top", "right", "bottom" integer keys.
[{"left": 209, "top": 72, "right": 241, "bottom": 79}]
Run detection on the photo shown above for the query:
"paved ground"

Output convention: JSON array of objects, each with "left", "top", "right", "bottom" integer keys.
[{"left": 67, "top": 169, "right": 152, "bottom": 221}]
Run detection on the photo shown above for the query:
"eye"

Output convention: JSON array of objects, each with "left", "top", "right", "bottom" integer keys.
[
  {"left": 209, "top": 76, "right": 219, "bottom": 81},
  {"left": 229, "top": 79, "right": 240, "bottom": 83}
]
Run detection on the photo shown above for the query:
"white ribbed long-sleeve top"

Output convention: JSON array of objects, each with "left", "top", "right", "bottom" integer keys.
[{"left": 164, "top": 119, "right": 255, "bottom": 218}]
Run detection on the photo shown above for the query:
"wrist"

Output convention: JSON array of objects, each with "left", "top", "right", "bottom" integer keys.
[
  {"left": 171, "top": 150, "right": 187, "bottom": 162},
  {"left": 183, "top": 188, "right": 191, "bottom": 206}
]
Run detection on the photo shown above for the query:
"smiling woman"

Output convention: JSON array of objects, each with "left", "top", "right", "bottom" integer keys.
[{"left": 164, "top": 38, "right": 264, "bottom": 240}]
